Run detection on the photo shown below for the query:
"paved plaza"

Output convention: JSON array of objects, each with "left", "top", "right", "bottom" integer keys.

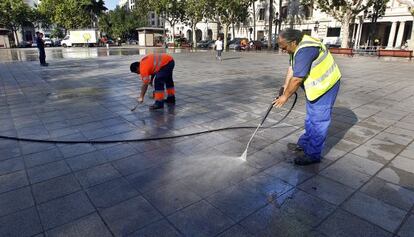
[{"left": 0, "top": 48, "right": 414, "bottom": 237}]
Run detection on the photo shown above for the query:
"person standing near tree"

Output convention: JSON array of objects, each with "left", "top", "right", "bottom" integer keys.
[{"left": 36, "top": 32, "right": 48, "bottom": 66}]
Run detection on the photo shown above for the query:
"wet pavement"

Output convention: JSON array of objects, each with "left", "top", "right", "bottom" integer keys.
[{"left": 0, "top": 48, "right": 413, "bottom": 237}]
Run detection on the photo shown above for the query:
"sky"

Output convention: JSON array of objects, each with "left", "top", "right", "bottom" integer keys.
[{"left": 104, "top": 0, "right": 118, "bottom": 10}]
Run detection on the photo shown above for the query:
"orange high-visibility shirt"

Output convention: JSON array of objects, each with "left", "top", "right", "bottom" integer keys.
[{"left": 139, "top": 53, "right": 173, "bottom": 83}]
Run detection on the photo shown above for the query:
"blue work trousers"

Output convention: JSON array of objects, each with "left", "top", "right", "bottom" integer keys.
[{"left": 297, "top": 81, "right": 340, "bottom": 160}]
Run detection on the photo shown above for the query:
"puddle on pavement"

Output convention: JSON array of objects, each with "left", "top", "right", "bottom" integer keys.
[{"left": 47, "top": 87, "right": 108, "bottom": 100}]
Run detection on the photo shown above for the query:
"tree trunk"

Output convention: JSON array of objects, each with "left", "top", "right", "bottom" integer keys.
[
  {"left": 252, "top": 2, "right": 256, "bottom": 40},
  {"left": 268, "top": 0, "right": 273, "bottom": 48},
  {"left": 192, "top": 23, "right": 197, "bottom": 49},
  {"left": 340, "top": 13, "right": 352, "bottom": 48},
  {"left": 171, "top": 23, "right": 175, "bottom": 47},
  {"left": 13, "top": 30, "right": 20, "bottom": 46},
  {"left": 232, "top": 22, "right": 235, "bottom": 40},
  {"left": 223, "top": 23, "right": 229, "bottom": 50}
]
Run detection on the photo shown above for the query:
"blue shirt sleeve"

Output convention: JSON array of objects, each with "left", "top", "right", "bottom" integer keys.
[{"left": 292, "top": 47, "right": 320, "bottom": 78}]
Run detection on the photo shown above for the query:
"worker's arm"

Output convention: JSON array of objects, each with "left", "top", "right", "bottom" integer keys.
[
  {"left": 137, "top": 76, "right": 151, "bottom": 102},
  {"left": 274, "top": 47, "right": 319, "bottom": 108},
  {"left": 283, "top": 66, "right": 294, "bottom": 91},
  {"left": 273, "top": 77, "right": 303, "bottom": 108}
]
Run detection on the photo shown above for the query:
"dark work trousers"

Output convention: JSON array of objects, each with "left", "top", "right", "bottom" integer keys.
[
  {"left": 153, "top": 60, "right": 175, "bottom": 102},
  {"left": 38, "top": 48, "right": 46, "bottom": 65}
]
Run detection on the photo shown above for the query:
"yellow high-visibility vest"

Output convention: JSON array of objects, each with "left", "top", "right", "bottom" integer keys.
[{"left": 291, "top": 35, "right": 341, "bottom": 101}]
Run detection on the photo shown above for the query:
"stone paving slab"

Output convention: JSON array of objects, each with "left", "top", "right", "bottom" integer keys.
[{"left": 0, "top": 49, "right": 413, "bottom": 236}]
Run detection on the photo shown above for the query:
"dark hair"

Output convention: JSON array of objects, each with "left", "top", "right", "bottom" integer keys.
[
  {"left": 130, "top": 61, "right": 140, "bottom": 73},
  {"left": 279, "top": 28, "right": 303, "bottom": 44}
]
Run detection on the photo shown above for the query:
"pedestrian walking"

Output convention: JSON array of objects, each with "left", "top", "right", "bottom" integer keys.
[
  {"left": 215, "top": 36, "right": 223, "bottom": 61},
  {"left": 273, "top": 29, "right": 341, "bottom": 166}
]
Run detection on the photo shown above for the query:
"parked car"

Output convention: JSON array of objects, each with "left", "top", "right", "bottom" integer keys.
[
  {"left": 18, "top": 41, "right": 32, "bottom": 48},
  {"left": 196, "top": 40, "right": 210, "bottom": 47},
  {"left": 127, "top": 39, "right": 138, "bottom": 45},
  {"left": 44, "top": 37, "right": 54, "bottom": 47},
  {"left": 197, "top": 40, "right": 215, "bottom": 49},
  {"left": 174, "top": 37, "right": 192, "bottom": 47},
  {"left": 248, "top": 40, "right": 264, "bottom": 50},
  {"left": 53, "top": 39, "right": 62, "bottom": 47},
  {"left": 228, "top": 38, "right": 242, "bottom": 50}
]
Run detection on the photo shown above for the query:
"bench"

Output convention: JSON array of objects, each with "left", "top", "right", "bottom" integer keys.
[
  {"left": 377, "top": 49, "right": 412, "bottom": 60},
  {"left": 328, "top": 48, "right": 354, "bottom": 57}
]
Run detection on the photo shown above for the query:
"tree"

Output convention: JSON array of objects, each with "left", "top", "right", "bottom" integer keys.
[
  {"left": 268, "top": 0, "right": 273, "bottom": 48},
  {"left": 365, "top": 0, "right": 389, "bottom": 46},
  {"left": 287, "top": 0, "right": 305, "bottom": 28},
  {"left": 303, "top": 0, "right": 374, "bottom": 48},
  {"left": 213, "top": 0, "right": 250, "bottom": 50},
  {"left": 150, "top": 0, "right": 186, "bottom": 44},
  {"left": 38, "top": 0, "right": 108, "bottom": 31},
  {"left": 185, "top": 0, "right": 209, "bottom": 48},
  {"left": 0, "top": 0, "right": 33, "bottom": 46},
  {"left": 98, "top": 6, "right": 147, "bottom": 41},
  {"left": 80, "top": 0, "right": 107, "bottom": 28}
]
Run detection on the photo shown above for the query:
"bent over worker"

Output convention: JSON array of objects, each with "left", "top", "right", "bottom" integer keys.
[
  {"left": 273, "top": 29, "right": 341, "bottom": 166},
  {"left": 130, "top": 53, "right": 176, "bottom": 110}
]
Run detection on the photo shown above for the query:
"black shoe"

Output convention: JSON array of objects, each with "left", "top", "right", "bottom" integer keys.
[
  {"left": 40, "top": 63, "right": 48, "bottom": 66},
  {"left": 287, "top": 143, "right": 304, "bottom": 153},
  {"left": 294, "top": 155, "right": 321, "bottom": 166},
  {"left": 164, "top": 96, "right": 175, "bottom": 104},
  {"left": 149, "top": 101, "right": 164, "bottom": 110}
]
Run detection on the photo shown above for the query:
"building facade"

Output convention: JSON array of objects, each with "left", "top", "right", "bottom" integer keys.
[{"left": 164, "top": 0, "right": 413, "bottom": 49}]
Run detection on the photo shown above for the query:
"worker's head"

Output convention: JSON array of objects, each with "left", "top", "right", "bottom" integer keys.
[
  {"left": 130, "top": 61, "right": 140, "bottom": 74},
  {"left": 278, "top": 29, "right": 303, "bottom": 54}
]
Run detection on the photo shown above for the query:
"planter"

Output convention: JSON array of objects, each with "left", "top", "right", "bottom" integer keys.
[
  {"left": 377, "top": 49, "right": 413, "bottom": 59},
  {"left": 328, "top": 48, "right": 354, "bottom": 56}
]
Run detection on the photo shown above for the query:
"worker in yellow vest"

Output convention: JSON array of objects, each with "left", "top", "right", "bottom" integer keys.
[{"left": 273, "top": 29, "right": 341, "bottom": 166}]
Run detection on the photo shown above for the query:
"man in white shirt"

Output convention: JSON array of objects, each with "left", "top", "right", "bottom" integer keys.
[{"left": 214, "top": 36, "right": 223, "bottom": 61}]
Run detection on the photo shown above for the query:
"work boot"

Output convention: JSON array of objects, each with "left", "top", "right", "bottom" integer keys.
[
  {"left": 149, "top": 101, "right": 164, "bottom": 110},
  {"left": 164, "top": 96, "right": 175, "bottom": 104},
  {"left": 294, "top": 154, "right": 321, "bottom": 166},
  {"left": 287, "top": 143, "right": 304, "bottom": 153}
]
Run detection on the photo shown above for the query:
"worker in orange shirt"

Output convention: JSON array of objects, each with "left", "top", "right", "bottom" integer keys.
[{"left": 130, "top": 53, "right": 176, "bottom": 110}]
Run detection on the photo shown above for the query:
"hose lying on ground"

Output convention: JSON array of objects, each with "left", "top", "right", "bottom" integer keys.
[{"left": 0, "top": 93, "right": 297, "bottom": 144}]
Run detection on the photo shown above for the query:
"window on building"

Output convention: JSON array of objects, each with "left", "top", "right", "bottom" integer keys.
[
  {"left": 151, "top": 13, "right": 155, "bottom": 19},
  {"left": 151, "top": 20, "right": 155, "bottom": 26},
  {"left": 327, "top": 27, "right": 341, "bottom": 37},
  {"left": 259, "top": 9, "right": 265, "bottom": 21}
]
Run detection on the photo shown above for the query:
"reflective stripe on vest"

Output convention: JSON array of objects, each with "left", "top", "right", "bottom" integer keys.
[
  {"left": 153, "top": 53, "right": 163, "bottom": 74},
  {"left": 293, "top": 35, "right": 341, "bottom": 101}
]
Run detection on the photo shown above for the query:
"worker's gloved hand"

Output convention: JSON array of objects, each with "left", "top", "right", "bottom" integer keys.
[{"left": 137, "top": 97, "right": 144, "bottom": 103}]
